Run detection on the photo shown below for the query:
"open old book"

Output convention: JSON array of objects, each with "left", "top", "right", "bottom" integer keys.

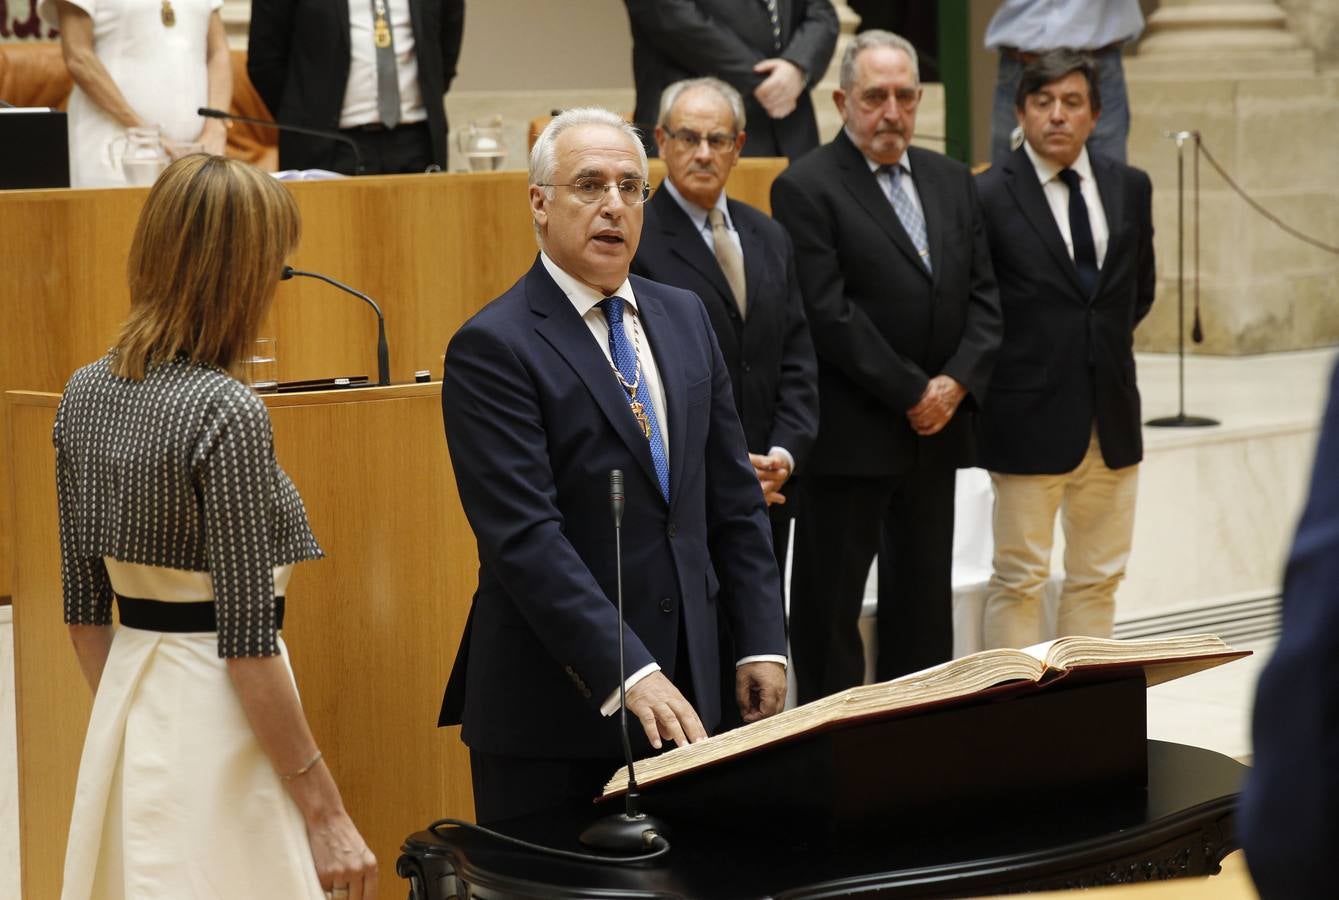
[{"left": 602, "top": 633, "right": 1247, "bottom": 798}]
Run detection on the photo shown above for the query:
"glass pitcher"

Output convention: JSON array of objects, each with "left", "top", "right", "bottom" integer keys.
[
  {"left": 109, "top": 126, "right": 169, "bottom": 186},
  {"left": 456, "top": 116, "right": 506, "bottom": 171}
]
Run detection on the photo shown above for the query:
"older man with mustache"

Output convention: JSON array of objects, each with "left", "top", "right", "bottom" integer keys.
[{"left": 771, "top": 31, "right": 1002, "bottom": 702}]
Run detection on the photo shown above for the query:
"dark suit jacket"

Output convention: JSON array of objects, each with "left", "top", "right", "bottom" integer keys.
[
  {"left": 631, "top": 187, "right": 819, "bottom": 471},
  {"left": 770, "top": 132, "right": 1002, "bottom": 477},
  {"left": 624, "top": 0, "right": 838, "bottom": 160},
  {"left": 438, "top": 257, "right": 787, "bottom": 759},
  {"left": 975, "top": 146, "right": 1155, "bottom": 474},
  {"left": 247, "top": 0, "right": 465, "bottom": 171},
  {"left": 1240, "top": 361, "right": 1339, "bottom": 899}
]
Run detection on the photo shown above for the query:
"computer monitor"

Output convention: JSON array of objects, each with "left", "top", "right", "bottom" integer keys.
[{"left": 0, "top": 108, "right": 70, "bottom": 189}]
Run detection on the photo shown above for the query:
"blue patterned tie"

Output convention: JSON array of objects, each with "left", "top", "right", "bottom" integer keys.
[
  {"left": 883, "top": 164, "right": 932, "bottom": 273},
  {"left": 600, "top": 297, "right": 670, "bottom": 502}
]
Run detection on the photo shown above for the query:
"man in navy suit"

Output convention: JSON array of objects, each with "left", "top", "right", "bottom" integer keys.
[
  {"left": 439, "top": 107, "right": 788, "bottom": 824},
  {"left": 975, "top": 50, "right": 1155, "bottom": 649},
  {"left": 1241, "top": 360, "right": 1339, "bottom": 899}
]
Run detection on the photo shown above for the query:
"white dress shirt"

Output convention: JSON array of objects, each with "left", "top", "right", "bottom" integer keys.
[
  {"left": 851, "top": 136, "right": 928, "bottom": 225},
  {"left": 340, "top": 0, "right": 426, "bottom": 128},
  {"left": 538, "top": 253, "right": 786, "bottom": 716},
  {"left": 1022, "top": 142, "right": 1109, "bottom": 268}
]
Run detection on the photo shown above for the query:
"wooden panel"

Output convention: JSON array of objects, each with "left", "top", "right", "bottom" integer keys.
[
  {"left": 0, "top": 158, "right": 787, "bottom": 599},
  {"left": 8, "top": 392, "right": 87, "bottom": 899},
  {"left": 8, "top": 384, "right": 477, "bottom": 898}
]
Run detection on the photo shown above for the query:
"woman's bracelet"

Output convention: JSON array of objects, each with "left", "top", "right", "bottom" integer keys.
[{"left": 280, "top": 750, "right": 323, "bottom": 782}]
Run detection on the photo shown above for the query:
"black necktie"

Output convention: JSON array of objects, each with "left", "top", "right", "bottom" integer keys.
[{"left": 1058, "top": 168, "right": 1099, "bottom": 296}]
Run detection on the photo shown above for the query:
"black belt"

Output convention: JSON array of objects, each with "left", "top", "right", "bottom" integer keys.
[
  {"left": 1001, "top": 41, "right": 1123, "bottom": 64},
  {"left": 116, "top": 595, "right": 286, "bottom": 633},
  {"left": 341, "top": 120, "right": 428, "bottom": 134}
]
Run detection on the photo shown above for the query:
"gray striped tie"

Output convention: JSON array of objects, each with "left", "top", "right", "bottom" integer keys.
[
  {"left": 884, "top": 164, "right": 931, "bottom": 273},
  {"left": 371, "top": 0, "right": 401, "bottom": 128}
]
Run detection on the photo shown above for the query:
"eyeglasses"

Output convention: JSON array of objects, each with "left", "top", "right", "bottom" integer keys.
[
  {"left": 664, "top": 128, "right": 738, "bottom": 153},
  {"left": 855, "top": 86, "right": 921, "bottom": 113},
  {"left": 538, "top": 177, "right": 651, "bottom": 205}
]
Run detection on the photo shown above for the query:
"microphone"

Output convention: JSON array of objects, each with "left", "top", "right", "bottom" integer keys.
[
  {"left": 579, "top": 470, "right": 669, "bottom": 853},
  {"left": 281, "top": 266, "right": 391, "bottom": 386},
  {"left": 197, "top": 107, "right": 364, "bottom": 175}
]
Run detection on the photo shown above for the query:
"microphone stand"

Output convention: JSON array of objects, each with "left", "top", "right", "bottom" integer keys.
[
  {"left": 282, "top": 266, "right": 391, "bottom": 386},
  {"left": 196, "top": 107, "right": 365, "bottom": 175},
  {"left": 580, "top": 469, "right": 669, "bottom": 853},
  {"left": 1147, "top": 130, "right": 1218, "bottom": 428}
]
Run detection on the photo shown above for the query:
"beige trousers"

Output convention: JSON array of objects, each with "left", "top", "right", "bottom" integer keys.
[{"left": 982, "top": 429, "right": 1139, "bottom": 649}]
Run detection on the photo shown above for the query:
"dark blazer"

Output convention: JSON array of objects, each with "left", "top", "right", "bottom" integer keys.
[
  {"left": 631, "top": 187, "right": 819, "bottom": 470},
  {"left": 438, "top": 257, "right": 787, "bottom": 759},
  {"left": 247, "top": 0, "right": 465, "bottom": 171},
  {"left": 624, "top": 0, "right": 838, "bottom": 160},
  {"left": 975, "top": 146, "right": 1156, "bottom": 474},
  {"left": 1241, "top": 361, "right": 1339, "bottom": 899},
  {"left": 769, "top": 132, "right": 1002, "bottom": 477}
]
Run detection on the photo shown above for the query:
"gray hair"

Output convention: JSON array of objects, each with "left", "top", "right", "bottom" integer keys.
[
  {"left": 656, "top": 77, "right": 747, "bottom": 133},
  {"left": 528, "top": 106, "right": 648, "bottom": 187},
  {"left": 839, "top": 30, "right": 920, "bottom": 91}
]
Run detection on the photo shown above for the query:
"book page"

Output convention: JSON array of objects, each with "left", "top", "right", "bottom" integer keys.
[{"left": 602, "top": 647, "right": 1044, "bottom": 796}]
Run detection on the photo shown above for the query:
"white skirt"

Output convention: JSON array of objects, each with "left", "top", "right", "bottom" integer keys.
[{"left": 61, "top": 625, "right": 325, "bottom": 899}]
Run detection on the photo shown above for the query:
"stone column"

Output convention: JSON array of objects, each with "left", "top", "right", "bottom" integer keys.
[
  {"left": 1125, "top": 1, "right": 1338, "bottom": 355},
  {"left": 1136, "top": 0, "right": 1313, "bottom": 74}
]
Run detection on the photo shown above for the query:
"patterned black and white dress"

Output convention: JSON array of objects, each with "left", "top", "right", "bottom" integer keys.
[{"left": 54, "top": 353, "right": 326, "bottom": 899}]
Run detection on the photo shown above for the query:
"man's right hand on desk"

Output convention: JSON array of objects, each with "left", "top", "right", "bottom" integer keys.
[{"left": 625, "top": 671, "right": 708, "bottom": 750}]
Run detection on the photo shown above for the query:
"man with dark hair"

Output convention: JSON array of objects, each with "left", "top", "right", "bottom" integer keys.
[
  {"left": 984, "top": 0, "right": 1142, "bottom": 164},
  {"left": 975, "top": 49, "right": 1155, "bottom": 649},
  {"left": 623, "top": 0, "right": 838, "bottom": 160},
  {"left": 771, "top": 31, "right": 1001, "bottom": 701}
]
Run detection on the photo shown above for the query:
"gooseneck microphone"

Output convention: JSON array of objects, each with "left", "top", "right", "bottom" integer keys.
[
  {"left": 579, "top": 469, "right": 670, "bottom": 853},
  {"left": 281, "top": 266, "right": 391, "bottom": 386},
  {"left": 196, "top": 107, "right": 364, "bottom": 175}
]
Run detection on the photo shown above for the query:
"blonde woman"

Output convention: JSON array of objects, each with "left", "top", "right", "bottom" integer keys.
[{"left": 55, "top": 156, "right": 377, "bottom": 900}]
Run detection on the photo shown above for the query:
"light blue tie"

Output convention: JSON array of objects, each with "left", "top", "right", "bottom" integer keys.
[
  {"left": 884, "top": 164, "right": 932, "bottom": 273},
  {"left": 600, "top": 297, "right": 670, "bottom": 502}
]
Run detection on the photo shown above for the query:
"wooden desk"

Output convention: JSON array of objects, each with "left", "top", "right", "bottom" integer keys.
[
  {"left": 0, "top": 158, "right": 789, "bottom": 600},
  {"left": 7, "top": 383, "right": 475, "bottom": 899},
  {"left": 397, "top": 741, "right": 1245, "bottom": 899}
]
